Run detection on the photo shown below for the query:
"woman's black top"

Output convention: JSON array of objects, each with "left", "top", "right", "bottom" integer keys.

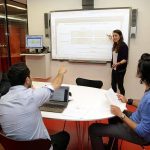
[{"left": 112, "top": 41, "right": 128, "bottom": 71}]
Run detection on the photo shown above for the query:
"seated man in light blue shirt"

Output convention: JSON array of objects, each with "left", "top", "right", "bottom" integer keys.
[
  {"left": 0, "top": 63, "right": 70, "bottom": 150},
  {"left": 89, "top": 53, "right": 150, "bottom": 150}
]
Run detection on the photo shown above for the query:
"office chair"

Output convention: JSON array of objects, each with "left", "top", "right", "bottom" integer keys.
[
  {"left": 76, "top": 77, "right": 103, "bottom": 89},
  {"left": 0, "top": 132, "right": 51, "bottom": 150},
  {"left": 0, "top": 72, "right": 11, "bottom": 97},
  {"left": 140, "top": 143, "right": 150, "bottom": 150},
  {"left": 118, "top": 139, "right": 150, "bottom": 150}
]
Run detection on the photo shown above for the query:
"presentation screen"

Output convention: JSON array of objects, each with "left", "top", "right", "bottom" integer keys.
[
  {"left": 26, "top": 35, "right": 43, "bottom": 49},
  {"left": 50, "top": 8, "right": 130, "bottom": 62}
]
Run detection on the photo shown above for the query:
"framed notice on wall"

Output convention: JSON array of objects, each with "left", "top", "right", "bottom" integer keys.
[{"left": 50, "top": 8, "right": 131, "bottom": 62}]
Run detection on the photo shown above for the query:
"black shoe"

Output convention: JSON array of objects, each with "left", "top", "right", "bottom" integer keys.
[{"left": 104, "top": 144, "right": 109, "bottom": 150}]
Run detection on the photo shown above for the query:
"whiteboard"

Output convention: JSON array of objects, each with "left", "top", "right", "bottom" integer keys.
[{"left": 50, "top": 8, "right": 130, "bottom": 62}]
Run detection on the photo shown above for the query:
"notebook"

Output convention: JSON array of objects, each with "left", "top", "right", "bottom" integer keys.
[{"left": 40, "top": 86, "right": 69, "bottom": 113}]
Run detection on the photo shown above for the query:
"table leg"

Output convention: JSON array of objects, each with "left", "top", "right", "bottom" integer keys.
[{"left": 76, "top": 121, "right": 89, "bottom": 150}]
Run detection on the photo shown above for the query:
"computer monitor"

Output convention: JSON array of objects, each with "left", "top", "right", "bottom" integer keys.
[{"left": 25, "top": 35, "right": 43, "bottom": 49}]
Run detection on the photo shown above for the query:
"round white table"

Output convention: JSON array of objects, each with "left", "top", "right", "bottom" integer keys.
[
  {"left": 33, "top": 81, "right": 126, "bottom": 150},
  {"left": 33, "top": 81, "right": 126, "bottom": 121}
]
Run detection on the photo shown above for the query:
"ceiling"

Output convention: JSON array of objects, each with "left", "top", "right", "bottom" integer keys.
[
  {"left": 11, "top": 0, "right": 27, "bottom": 4},
  {"left": 0, "top": 0, "right": 27, "bottom": 21}
]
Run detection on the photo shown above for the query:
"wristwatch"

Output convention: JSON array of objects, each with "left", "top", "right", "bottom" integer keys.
[
  {"left": 120, "top": 113, "right": 126, "bottom": 120},
  {"left": 127, "top": 99, "right": 133, "bottom": 105}
]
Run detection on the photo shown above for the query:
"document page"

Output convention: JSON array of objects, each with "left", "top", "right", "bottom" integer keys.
[
  {"left": 105, "top": 88, "right": 123, "bottom": 107},
  {"left": 62, "top": 103, "right": 89, "bottom": 119}
]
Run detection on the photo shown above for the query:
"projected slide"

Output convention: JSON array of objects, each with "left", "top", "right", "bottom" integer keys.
[{"left": 51, "top": 9, "right": 130, "bottom": 62}]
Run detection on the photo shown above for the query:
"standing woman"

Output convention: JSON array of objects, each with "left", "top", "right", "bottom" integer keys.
[{"left": 111, "top": 29, "right": 128, "bottom": 95}]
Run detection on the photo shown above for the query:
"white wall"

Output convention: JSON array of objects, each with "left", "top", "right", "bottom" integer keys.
[{"left": 27, "top": 0, "right": 150, "bottom": 98}]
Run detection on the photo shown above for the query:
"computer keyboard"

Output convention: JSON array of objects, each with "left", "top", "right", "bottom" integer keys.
[
  {"left": 40, "top": 103, "right": 66, "bottom": 113},
  {"left": 43, "top": 102, "right": 66, "bottom": 108},
  {"left": 40, "top": 106, "right": 65, "bottom": 113}
]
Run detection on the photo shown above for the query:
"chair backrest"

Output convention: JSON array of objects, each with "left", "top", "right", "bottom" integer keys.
[
  {"left": 76, "top": 77, "right": 103, "bottom": 89},
  {"left": 0, "top": 132, "right": 51, "bottom": 150},
  {"left": 0, "top": 72, "right": 11, "bottom": 97},
  {"left": 140, "top": 142, "right": 150, "bottom": 150}
]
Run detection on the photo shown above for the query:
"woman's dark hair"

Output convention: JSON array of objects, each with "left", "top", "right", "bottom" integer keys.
[
  {"left": 137, "top": 53, "right": 150, "bottom": 86},
  {"left": 140, "top": 53, "right": 150, "bottom": 60},
  {"left": 7, "top": 63, "right": 30, "bottom": 86},
  {"left": 112, "top": 29, "right": 124, "bottom": 53}
]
